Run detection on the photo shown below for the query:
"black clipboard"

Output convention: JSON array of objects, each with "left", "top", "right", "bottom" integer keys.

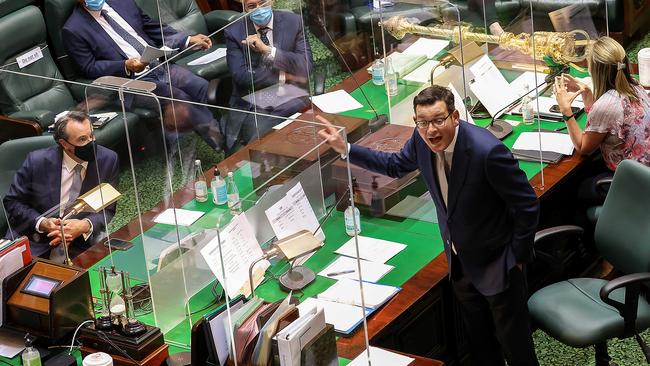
[{"left": 198, "top": 295, "right": 247, "bottom": 366}]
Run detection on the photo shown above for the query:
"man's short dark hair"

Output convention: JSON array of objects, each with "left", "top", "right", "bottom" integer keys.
[
  {"left": 413, "top": 85, "right": 455, "bottom": 114},
  {"left": 53, "top": 111, "right": 90, "bottom": 142}
]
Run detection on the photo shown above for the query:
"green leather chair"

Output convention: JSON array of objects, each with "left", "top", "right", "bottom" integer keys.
[
  {"left": 133, "top": 0, "right": 240, "bottom": 80},
  {"left": 529, "top": 159, "right": 650, "bottom": 366},
  {"left": 0, "top": 136, "right": 56, "bottom": 236},
  {"left": 0, "top": 5, "right": 139, "bottom": 150}
]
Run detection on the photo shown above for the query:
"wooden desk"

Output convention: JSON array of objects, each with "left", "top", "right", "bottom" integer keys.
[{"left": 74, "top": 62, "right": 590, "bottom": 365}]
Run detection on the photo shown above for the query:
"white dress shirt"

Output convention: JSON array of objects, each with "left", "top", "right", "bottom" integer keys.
[
  {"left": 35, "top": 152, "right": 92, "bottom": 240},
  {"left": 85, "top": 3, "right": 190, "bottom": 75},
  {"left": 435, "top": 125, "right": 459, "bottom": 253}
]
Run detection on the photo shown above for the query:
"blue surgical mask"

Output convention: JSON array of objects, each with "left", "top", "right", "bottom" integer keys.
[
  {"left": 85, "top": 0, "right": 106, "bottom": 11},
  {"left": 250, "top": 6, "right": 272, "bottom": 26}
]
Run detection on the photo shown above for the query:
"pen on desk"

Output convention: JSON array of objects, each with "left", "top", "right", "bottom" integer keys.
[
  {"left": 554, "top": 126, "right": 567, "bottom": 132},
  {"left": 327, "top": 269, "right": 355, "bottom": 276}
]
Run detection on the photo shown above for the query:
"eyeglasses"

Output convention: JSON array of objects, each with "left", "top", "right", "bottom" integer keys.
[
  {"left": 414, "top": 110, "right": 453, "bottom": 129},
  {"left": 245, "top": 0, "right": 272, "bottom": 11}
]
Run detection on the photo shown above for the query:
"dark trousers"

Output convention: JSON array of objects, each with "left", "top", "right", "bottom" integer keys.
[
  {"left": 135, "top": 64, "right": 223, "bottom": 150},
  {"left": 451, "top": 255, "right": 539, "bottom": 366}
]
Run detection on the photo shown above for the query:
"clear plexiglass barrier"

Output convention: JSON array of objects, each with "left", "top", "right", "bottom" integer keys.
[{"left": 0, "top": 0, "right": 615, "bottom": 364}]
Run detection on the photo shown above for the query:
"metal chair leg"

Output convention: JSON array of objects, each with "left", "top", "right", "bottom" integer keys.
[{"left": 595, "top": 342, "right": 618, "bottom": 366}]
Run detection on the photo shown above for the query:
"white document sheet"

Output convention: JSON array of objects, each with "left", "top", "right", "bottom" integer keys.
[
  {"left": 448, "top": 83, "right": 474, "bottom": 124},
  {"left": 402, "top": 38, "right": 450, "bottom": 59},
  {"left": 318, "top": 256, "right": 393, "bottom": 282},
  {"left": 317, "top": 278, "right": 400, "bottom": 309},
  {"left": 154, "top": 208, "right": 205, "bottom": 226},
  {"left": 273, "top": 112, "right": 301, "bottom": 130},
  {"left": 513, "top": 132, "right": 575, "bottom": 155},
  {"left": 509, "top": 72, "right": 549, "bottom": 99},
  {"left": 297, "top": 297, "right": 370, "bottom": 334},
  {"left": 265, "top": 182, "right": 323, "bottom": 241},
  {"left": 141, "top": 45, "right": 177, "bottom": 63},
  {"left": 311, "top": 90, "right": 363, "bottom": 114},
  {"left": 348, "top": 346, "right": 414, "bottom": 366},
  {"left": 335, "top": 236, "right": 406, "bottom": 264},
  {"left": 0, "top": 329, "right": 25, "bottom": 358},
  {"left": 187, "top": 48, "right": 227, "bottom": 65},
  {"left": 402, "top": 60, "right": 441, "bottom": 84},
  {"left": 200, "top": 214, "right": 269, "bottom": 298},
  {"left": 468, "top": 55, "right": 517, "bottom": 116}
]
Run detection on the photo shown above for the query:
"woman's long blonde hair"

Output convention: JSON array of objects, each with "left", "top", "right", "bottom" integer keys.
[{"left": 588, "top": 36, "right": 638, "bottom": 101}]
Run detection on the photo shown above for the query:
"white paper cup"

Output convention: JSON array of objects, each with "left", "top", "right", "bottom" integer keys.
[{"left": 82, "top": 352, "right": 113, "bottom": 366}]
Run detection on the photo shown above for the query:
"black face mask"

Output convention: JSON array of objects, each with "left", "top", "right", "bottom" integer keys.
[{"left": 67, "top": 140, "right": 97, "bottom": 162}]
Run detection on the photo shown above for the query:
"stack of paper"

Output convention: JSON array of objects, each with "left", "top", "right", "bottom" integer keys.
[
  {"left": 154, "top": 208, "right": 205, "bottom": 226},
  {"left": 366, "top": 52, "right": 427, "bottom": 80},
  {"left": 402, "top": 38, "right": 450, "bottom": 59},
  {"left": 317, "top": 278, "right": 400, "bottom": 309},
  {"left": 311, "top": 90, "right": 363, "bottom": 114},
  {"left": 512, "top": 132, "right": 575, "bottom": 155},
  {"left": 187, "top": 48, "right": 227, "bottom": 66},
  {"left": 334, "top": 236, "right": 406, "bottom": 263},
  {"left": 318, "top": 256, "right": 394, "bottom": 282},
  {"left": 297, "top": 297, "right": 370, "bottom": 334}
]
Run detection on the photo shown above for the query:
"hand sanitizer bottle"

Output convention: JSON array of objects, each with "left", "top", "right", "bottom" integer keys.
[
  {"left": 22, "top": 334, "right": 41, "bottom": 366},
  {"left": 194, "top": 160, "right": 208, "bottom": 202},
  {"left": 372, "top": 57, "right": 385, "bottom": 85},
  {"left": 211, "top": 168, "right": 227, "bottom": 205}
]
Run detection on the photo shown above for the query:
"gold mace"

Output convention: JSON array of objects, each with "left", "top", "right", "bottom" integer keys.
[{"left": 380, "top": 15, "right": 591, "bottom": 64}]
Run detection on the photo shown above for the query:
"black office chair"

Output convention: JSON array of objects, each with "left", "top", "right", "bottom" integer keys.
[{"left": 528, "top": 159, "right": 650, "bottom": 366}]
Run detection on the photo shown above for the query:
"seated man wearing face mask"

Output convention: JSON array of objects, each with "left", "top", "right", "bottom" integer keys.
[
  {"left": 63, "top": 0, "right": 224, "bottom": 152},
  {"left": 3, "top": 111, "right": 119, "bottom": 262},
  {"left": 224, "top": 0, "right": 313, "bottom": 152}
]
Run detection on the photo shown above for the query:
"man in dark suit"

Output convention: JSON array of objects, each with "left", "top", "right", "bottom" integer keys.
[
  {"left": 318, "top": 86, "right": 540, "bottom": 365},
  {"left": 224, "top": 0, "right": 313, "bottom": 151},
  {"left": 62, "top": 0, "right": 223, "bottom": 151},
  {"left": 3, "top": 111, "right": 119, "bottom": 262}
]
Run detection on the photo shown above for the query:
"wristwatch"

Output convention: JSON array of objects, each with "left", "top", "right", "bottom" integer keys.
[{"left": 562, "top": 112, "right": 576, "bottom": 122}]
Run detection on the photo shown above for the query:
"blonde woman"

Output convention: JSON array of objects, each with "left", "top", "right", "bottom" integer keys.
[{"left": 554, "top": 36, "right": 650, "bottom": 171}]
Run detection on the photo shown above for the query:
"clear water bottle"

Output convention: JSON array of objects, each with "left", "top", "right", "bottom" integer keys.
[
  {"left": 226, "top": 172, "right": 241, "bottom": 215},
  {"left": 211, "top": 168, "right": 227, "bottom": 205},
  {"left": 521, "top": 84, "right": 534, "bottom": 125},
  {"left": 371, "top": 57, "right": 385, "bottom": 85},
  {"left": 385, "top": 57, "right": 398, "bottom": 97},
  {"left": 345, "top": 179, "right": 362, "bottom": 236},
  {"left": 194, "top": 160, "right": 208, "bottom": 202}
]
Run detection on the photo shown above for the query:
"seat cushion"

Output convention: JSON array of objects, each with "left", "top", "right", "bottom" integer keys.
[
  {"left": 173, "top": 45, "right": 229, "bottom": 80},
  {"left": 529, "top": 278, "right": 650, "bottom": 348}
]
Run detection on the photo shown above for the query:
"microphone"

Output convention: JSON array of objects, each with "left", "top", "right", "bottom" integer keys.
[
  {"left": 319, "top": 8, "right": 388, "bottom": 132},
  {"left": 487, "top": 65, "right": 570, "bottom": 140}
]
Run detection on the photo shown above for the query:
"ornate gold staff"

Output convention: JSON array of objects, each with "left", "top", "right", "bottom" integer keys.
[{"left": 380, "top": 16, "right": 591, "bottom": 64}]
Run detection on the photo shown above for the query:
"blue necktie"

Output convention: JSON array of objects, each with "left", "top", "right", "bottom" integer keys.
[{"left": 101, "top": 10, "right": 146, "bottom": 55}]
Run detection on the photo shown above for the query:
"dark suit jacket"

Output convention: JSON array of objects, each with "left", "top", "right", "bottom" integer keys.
[
  {"left": 350, "top": 121, "right": 539, "bottom": 296},
  {"left": 224, "top": 10, "right": 313, "bottom": 112},
  {"left": 3, "top": 145, "right": 119, "bottom": 257},
  {"left": 62, "top": 0, "right": 188, "bottom": 80}
]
